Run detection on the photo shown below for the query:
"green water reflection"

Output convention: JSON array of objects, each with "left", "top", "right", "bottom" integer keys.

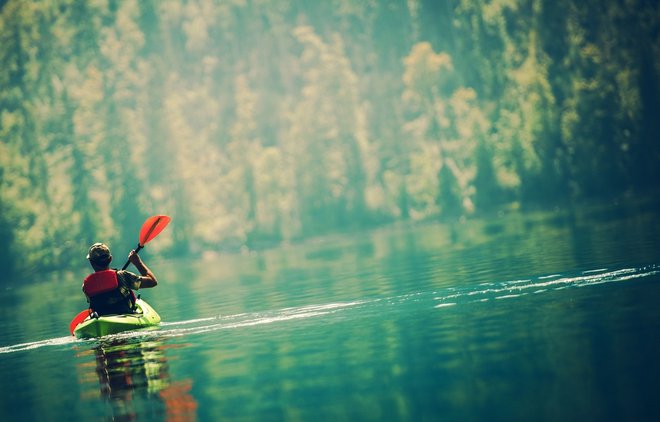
[{"left": 77, "top": 338, "right": 197, "bottom": 421}]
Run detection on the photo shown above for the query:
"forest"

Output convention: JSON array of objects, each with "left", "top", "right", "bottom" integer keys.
[{"left": 1, "top": 0, "right": 659, "bottom": 279}]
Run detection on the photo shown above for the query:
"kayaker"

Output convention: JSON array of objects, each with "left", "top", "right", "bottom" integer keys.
[{"left": 83, "top": 243, "right": 158, "bottom": 316}]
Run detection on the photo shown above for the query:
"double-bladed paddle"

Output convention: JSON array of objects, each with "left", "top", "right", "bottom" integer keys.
[{"left": 69, "top": 215, "right": 171, "bottom": 335}]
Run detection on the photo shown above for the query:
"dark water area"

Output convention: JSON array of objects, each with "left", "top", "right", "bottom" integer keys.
[{"left": 1, "top": 199, "right": 660, "bottom": 421}]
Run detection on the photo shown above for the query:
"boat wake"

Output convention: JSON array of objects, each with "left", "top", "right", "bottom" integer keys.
[
  {"left": 1, "top": 265, "right": 657, "bottom": 354},
  {"left": 155, "top": 301, "right": 367, "bottom": 338},
  {"left": 0, "top": 336, "right": 78, "bottom": 354},
  {"left": 432, "top": 265, "right": 660, "bottom": 308}
]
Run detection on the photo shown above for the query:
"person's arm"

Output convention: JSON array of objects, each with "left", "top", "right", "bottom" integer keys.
[{"left": 128, "top": 250, "right": 158, "bottom": 288}]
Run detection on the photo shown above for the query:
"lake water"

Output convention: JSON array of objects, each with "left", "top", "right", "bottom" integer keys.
[{"left": 1, "top": 199, "right": 660, "bottom": 421}]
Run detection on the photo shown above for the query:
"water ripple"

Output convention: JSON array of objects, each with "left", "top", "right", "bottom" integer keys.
[{"left": 1, "top": 266, "right": 657, "bottom": 354}]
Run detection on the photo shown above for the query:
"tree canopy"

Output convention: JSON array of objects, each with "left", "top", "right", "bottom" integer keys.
[{"left": 1, "top": 0, "right": 658, "bottom": 279}]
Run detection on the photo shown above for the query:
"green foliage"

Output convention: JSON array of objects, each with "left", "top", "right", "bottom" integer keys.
[{"left": 0, "top": 0, "right": 658, "bottom": 279}]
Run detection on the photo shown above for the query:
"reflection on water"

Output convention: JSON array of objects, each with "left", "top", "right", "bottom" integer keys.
[{"left": 77, "top": 339, "right": 197, "bottom": 421}]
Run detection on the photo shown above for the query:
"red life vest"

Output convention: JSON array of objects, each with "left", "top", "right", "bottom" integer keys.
[{"left": 83, "top": 270, "right": 119, "bottom": 297}]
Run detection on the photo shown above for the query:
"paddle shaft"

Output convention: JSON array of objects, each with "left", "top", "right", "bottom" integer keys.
[{"left": 121, "top": 243, "right": 143, "bottom": 270}]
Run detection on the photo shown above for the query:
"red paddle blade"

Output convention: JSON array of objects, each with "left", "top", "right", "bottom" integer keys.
[
  {"left": 139, "top": 215, "right": 171, "bottom": 246},
  {"left": 69, "top": 310, "right": 90, "bottom": 335}
]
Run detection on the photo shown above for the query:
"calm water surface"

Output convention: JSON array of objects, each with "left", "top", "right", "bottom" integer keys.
[{"left": 1, "top": 201, "right": 660, "bottom": 421}]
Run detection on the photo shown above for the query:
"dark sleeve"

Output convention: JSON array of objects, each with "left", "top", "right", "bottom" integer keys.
[{"left": 116, "top": 270, "right": 141, "bottom": 290}]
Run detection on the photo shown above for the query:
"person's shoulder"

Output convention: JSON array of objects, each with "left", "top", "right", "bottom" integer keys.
[{"left": 115, "top": 269, "right": 139, "bottom": 281}]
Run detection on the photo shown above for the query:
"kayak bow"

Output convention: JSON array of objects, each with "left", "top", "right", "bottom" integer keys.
[{"left": 72, "top": 299, "right": 161, "bottom": 339}]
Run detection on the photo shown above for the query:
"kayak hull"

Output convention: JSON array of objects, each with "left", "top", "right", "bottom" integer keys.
[{"left": 73, "top": 299, "right": 161, "bottom": 339}]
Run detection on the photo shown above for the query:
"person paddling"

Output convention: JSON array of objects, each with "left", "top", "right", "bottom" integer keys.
[{"left": 83, "top": 243, "right": 158, "bottom": 316}]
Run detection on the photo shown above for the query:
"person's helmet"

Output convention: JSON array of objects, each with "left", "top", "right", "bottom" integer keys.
[{"left": 87, "top": 243, "right": 111, "bottom": 265}]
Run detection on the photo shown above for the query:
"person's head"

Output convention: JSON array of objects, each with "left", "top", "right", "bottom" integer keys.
[{"left": 87, "top": 243, "right": 112, "bottom": 270}]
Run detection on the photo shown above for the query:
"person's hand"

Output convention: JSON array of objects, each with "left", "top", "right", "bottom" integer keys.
[{"left": 128, "top": 250, "right": 142, "bottom": 266}]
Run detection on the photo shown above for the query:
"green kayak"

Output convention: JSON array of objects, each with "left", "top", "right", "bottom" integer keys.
[{"left": 73, "top": 299, "right": 161, "bottom": 339}]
